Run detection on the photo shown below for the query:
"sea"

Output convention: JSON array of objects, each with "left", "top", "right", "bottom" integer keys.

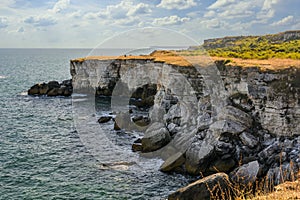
[{"left": 0, "top": 49, "right": 190, "bottom": 200}]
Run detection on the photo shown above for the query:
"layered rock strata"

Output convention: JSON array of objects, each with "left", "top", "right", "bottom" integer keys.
[{"left": 71, "top": 53, "right": 300, "bottom": 199}]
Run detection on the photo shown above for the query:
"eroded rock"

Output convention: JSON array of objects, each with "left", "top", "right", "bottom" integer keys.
[
  {"left": 141, "top": 122, "right": 171, "bottom": 152},
  {"left": 168, "top": 173, "right": 233, "bottom": 200}
]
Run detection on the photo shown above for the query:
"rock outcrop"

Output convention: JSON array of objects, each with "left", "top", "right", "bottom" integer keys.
[
  {"left": 168, "top": 173, "right": 233, "bottom": 200},
  {"left": 28, "top": 79, "right": 73, "bottom": 97},
  {"left": 70, "top": 51, "right": 300, "bottom": 198}
]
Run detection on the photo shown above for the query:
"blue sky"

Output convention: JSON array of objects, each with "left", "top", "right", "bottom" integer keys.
[{"left": 0, "top": 0, "right": 299, "bottom": 48}]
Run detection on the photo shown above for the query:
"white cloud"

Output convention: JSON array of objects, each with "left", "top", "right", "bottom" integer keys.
[
  {"left": 0, "top": 0, "right": 15, "bottom": 7},
  {"left": 204, "top": 10, "right": 215, "bottom": 18},
  {"left": 17, "top": 27, "right": 24, "bottom": 32},
  {"left": 24, "top": 15, "right": 57, "bottom": 27},
  {"left": 271, "top": 15, "right": 294, "bottom": 26},
  {"left": 262, "top": 0, "right": 278, "bottom": 10},
  {"left": 127, "top": 3, "right": 151, "bottom": 16},
  {"left": 90, "top": 0, "right": 151, "bottom": 20},
  {"left": 50, "top": 0, "right": 70, "bottom": 13},
  {"left": 0, "top": 17, "right": 8, "bottom": 29},
  {"left": 152, "top": 15, "right": 190, "bottom": 25},
  {"left": 257, "top": 0, "right": 279, "bottom": 19},
  {"left": 206, "top": 0, "right": 258, "bottom": 19},
  {"left": 157, "top": 0, "right": 197, "bottom": 10},
  {"left": 208, "top": 0, "right": 236, "bottom": 9}
]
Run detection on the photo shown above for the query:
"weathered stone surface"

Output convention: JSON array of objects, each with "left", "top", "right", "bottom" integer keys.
[
  {"left": 239, "top": 132, "right": 259, "bottom": 148},
  {"left": 47, "top": 88, "right": 59, "bottom": 96},
  {"left": 229, "top": 160, "right": 260, "bottom": 186},
  {"left": 208, "top": 158, "right": 236, "bottom": 173},
  {"left": 211, "top": 106, "right": 253, "bottom": 135},
  {"left": 185, "top": 133, "right": 215, "bottom": 175},
  {"left": 28, "top": 79, "right": 73, "bottom": 97},
  {"left": 168, "top": 173, "right": 233, "bottom": 200},
  {"left": 28, "top": 84, "right": 40, "bottom": 95},
  {"left": 160, "top": 152, "right": 185, "bottom": 172},
  {"left": 69, "top": 54, "right": 300, "bottom": 192},
  {"left": 141, "top": 122, "right": 171, "bottom": 152}
]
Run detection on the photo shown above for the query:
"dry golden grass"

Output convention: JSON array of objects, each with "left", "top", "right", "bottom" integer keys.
[
  {"left": 72, "top": 50, "right": 300, "bottom": 71},
  {"left": 211, "top": 56, "right": 300, "bottom": 70},
  {"left": 246, "top": 180, "right": 300, "bottom": 200},
  {"left": 72, "top": 50, "right": 193, "bottom": 67}
]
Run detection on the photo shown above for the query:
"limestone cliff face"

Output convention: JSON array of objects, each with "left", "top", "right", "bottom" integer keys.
[
  {"left": 70, "top": 58, "right": 300, "bottom": 137},
  {"left": 71, "top": 57, "right": 300, "bottom": 187}
]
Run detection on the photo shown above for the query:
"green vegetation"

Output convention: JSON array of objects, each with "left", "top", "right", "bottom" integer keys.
[
  {"left": 207, "top": 39, "right": 300, "bottom": 59},
  {"left": 183, "top": 31, "right": 300, "bottom": 60}
]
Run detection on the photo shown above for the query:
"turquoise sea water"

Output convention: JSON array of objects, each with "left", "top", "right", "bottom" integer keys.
[{"left": 0, "top": 49, "right": 189, "bottom": 200}]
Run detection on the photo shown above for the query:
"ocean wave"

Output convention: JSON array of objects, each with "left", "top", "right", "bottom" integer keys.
[{"left": 0, "top": 75, "right": 6, "bottom": 79}]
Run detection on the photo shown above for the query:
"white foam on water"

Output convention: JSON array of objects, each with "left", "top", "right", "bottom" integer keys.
[
  {"left": 0, "top": 75, "right": 6, "bottom": 79},
  {"left": 20, "top": 91, "right": 28, "bottom": 96}
]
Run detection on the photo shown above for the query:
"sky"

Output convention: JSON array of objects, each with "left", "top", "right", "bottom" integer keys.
[{"left": 0, "top": 0, "right": 299, "bottom": 48}]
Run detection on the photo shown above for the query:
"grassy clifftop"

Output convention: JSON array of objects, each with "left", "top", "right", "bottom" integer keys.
[{"left": 188, "top": 30, "right": 300, "bottom": 59}]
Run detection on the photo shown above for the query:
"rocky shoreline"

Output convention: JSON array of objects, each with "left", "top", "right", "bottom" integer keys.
[
  {"left": 28, "top": 79, "right": 73, "bottom": 97},
  {"left": 29, "top": 51, "right": 300, "bottom": 199}
]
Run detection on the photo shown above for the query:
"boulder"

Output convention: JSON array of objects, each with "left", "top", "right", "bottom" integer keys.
[
  {"left": 208, "top": 158, "right": 236, "bottom": 173},
  {"left": 47, "top": 81, "right": 60, "bottom": 90},
  {"left": 239, "top": 132, "right": 259, "bottom": 148},
  {"left": 132, "top": 143, "right": 143, "bottom": 152},
  {"left": 212, "top": 106, "right": 253, "bottom": 135},
  {"left": 168, "top": 173, "right": 233, "bottom": 200},
  {"left": 113, "top": 121, "right": 121, "bottom": 131},
  {"left": 98, "top": 116, "right": 112, "bottom": 123},
  {"left": 211, "top": 119, "right": 248, "bottom": 135},
  {"left": 229, "top": 160, "right": 260, "bottom": 186},
  {"left": 39, "top": 83, "right": 49, "bottom": 95},
  {"left": 47, "top": 88, "right": 59, "bottom": 96},
  {"left": 62, "top": 79, "right": 72, "bottom": 87},
  {"left": 160, "top": 152, "right": 185, "bottom": 172},
  {"left": 185, "top": 134, "right": 215, "bottom": 175},
  {"left": 141, "top": 122, "right": 171, "bottom": 152},
  {"left": 63, "top": 87, "right": 72, "bottom": 96},
  {"left": 114, "top": 113, "right": 131, "bottom": 131},
  {"left": 28, "top": 84, "right": 40, "bottom": 95}
]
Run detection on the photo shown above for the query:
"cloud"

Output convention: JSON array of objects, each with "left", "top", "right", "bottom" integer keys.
[
  {"left": 0, "top": 0, "right": 15, "bottom": 7},
  {"left": 157, "top": 0, "right": 197, "bottom": 10},
  {"left": 17, "top": 27, "right": 24, "bottom": 32},
  {"left": 208, "top": 0, "right": 236, "bottom": 9},
  {"left": 152, "top": 15, "right": 190, "bottom": 25},
  {"left": 257, "top": 0, "right": 279, "bottom": 19},
  {"left": 50, "top": 0, "right": 70, "bottom": 13},
  {"left": 206, "top": 0, "right": 258, "bottom": 19},
  {"left": 271, "top": 15, "right": 294, "bottom": 26},
  {"left": 24, "top": 15, "right": 57, "bottom": 27},
  {"left": 127, "top": 3, "right": 151, "bottom": 16},
  {"left": 204, "top": 10, "right": 215, "bottom": 18},
  {"left": 90, "top": 0, "right": 151, "bottom": 20},
  {"left": 0, "top": 17, "right": 8, "bottom": 29},
  {"left": 262, "top": 0, "right": 278, "bottom": 10}
]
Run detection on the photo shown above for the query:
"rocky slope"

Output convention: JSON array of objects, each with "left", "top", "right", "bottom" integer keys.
[{"left": 70, "top": 51, "right": 300, "bottom": 199}]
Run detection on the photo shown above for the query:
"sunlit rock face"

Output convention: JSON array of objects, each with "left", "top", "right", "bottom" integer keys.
[
  {"left": 71, "top": 58, "right": 300, "bottom": 137},
  {"left": 71, "top": 56, "right": 300, "bottom": 187}
]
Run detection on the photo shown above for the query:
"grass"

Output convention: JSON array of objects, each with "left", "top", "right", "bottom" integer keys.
[{"left": 189, "top": 33, "right": 300, "bottom": 60}]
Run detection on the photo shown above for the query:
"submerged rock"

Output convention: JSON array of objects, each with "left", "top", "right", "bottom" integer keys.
[{"left": 98, "top": 116, "right": 112, "bottom": 123}]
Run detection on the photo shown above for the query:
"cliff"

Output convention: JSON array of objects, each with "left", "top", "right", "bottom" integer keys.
[
  {"left": 70, "top": 51, "right": 300, "bottom": 198},
  {"left": 187, "top": 30, "right": 300, "bottom": 59},
  {"left": 202, "top": 30, "right": 300, "bottom": 49}
]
